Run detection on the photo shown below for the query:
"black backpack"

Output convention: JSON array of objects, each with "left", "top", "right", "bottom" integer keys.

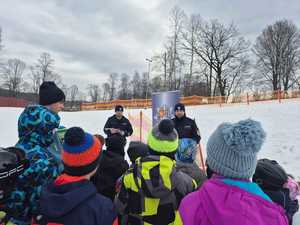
[{"left": 253, "top": 158, "right": 288, "bottom": 190}]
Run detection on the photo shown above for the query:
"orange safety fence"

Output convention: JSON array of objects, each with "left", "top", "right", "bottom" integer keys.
[{"left": 81, "top": 89, "right": 300, "bottom": 111}]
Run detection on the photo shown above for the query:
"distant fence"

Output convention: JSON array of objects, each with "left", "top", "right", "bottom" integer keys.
[
  {"left": 81, "top": 89, "right": 300, "bottom": 111},
  {"left": 0, "top": 96, "right": 29, "bottom": 107}
]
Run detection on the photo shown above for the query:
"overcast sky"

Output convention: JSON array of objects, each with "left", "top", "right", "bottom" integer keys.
[{"left": 1, "top": 0, "right": 300, "bottom": 90}]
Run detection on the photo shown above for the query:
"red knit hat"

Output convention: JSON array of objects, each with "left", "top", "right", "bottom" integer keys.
[{"left": 62, "top": 127, "right": 102, "bottom": 176}]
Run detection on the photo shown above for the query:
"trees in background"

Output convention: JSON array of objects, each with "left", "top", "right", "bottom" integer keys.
[
  {"left": 253, "top": 20, "right": 300, "bottom": 92},
  {"left": 0, "top": 58, "right": 26, "bottom": 97}
]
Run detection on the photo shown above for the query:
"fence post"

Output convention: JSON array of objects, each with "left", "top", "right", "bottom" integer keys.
[
  {"left": 247, "top": 93, "right": 250, "bottom": 105},
  {"left": 198, "top": 143, "right": 206, "bottom": 171},
  {"left": 140, "top": 110, "right": 143, "bottom": 142},
  {"left": 278, "top": 90, "right": 281, "bottom": 103}
]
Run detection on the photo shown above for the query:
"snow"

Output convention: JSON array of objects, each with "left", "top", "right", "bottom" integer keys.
[
  {"left": 1, "top": 99, "right": 300, "bottom": 223},
  {"left": 1, "top": 100, "right": 300, "bottom": 177}
]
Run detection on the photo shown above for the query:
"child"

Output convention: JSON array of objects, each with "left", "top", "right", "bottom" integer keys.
[
  {"left": 91, "top": 135, "right": 129, "bottom": 201},
  {"left": 179, "top": 119, "right": 289, "bottom": 225},
  {"left": 175, "top": 138, "right": 207, "bottom": 187},
  {"left": 127, "top": 141, "right": 149, "bottom": 164},
  {"left": 115, "top": 119, "right": 196, "bottom": 225},
  {"left": 38, "top": 127, "right": 117, "bottom": 225},
  {"left": 7, "top": 82, "right": 65, "bottom": 224},
  {"left": 253, "top": 159, "right": 299, "bottom": 225}
]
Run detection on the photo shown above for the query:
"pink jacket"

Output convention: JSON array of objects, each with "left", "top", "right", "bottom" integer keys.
[{"left": 179, "top": 178, "right": 288, "bottom": 225}]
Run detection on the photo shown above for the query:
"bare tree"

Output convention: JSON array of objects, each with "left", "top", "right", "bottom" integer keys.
[
  {"left": 1, "top": 58, "right": 26, "bottom": 97},
  {"left": 29, "top": 52, "right": 62, "bottom": 92},
  {"left": 167, "top": 6, "right": 186, "bottom": 90},
  {"left": 132, "top": 71, "right": 143, "bottom": 98},
  {"left": 108, "top": 73, "right": 117, "bottom": 100},
  {"left": 253, "top": 20, "right": 300, "bottom": 91},
  {"left": 180, "top": 15, "right": 203, "bottom": 95},
  {"left": 182, "top": 18, "right": 250, "bottom": 96},
  {"left": 102, "top": 82, "right": 110, "bottom": 101},
  {"left": 69, "top": 84, "right": 79, "bottom": 108},
  {"left": 118, "top": 73, "right": 131, "bottom": 99},
  {"left": 37, "top": 52, "right": 54, "bottom": 82},
  {"left": 87, "top": 84, "right": 101, "bottom": 102},
  {"left": 28, "top": 66, "right": 41, "bottom": 94}
]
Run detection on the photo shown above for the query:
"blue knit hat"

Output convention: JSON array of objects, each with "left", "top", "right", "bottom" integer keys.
[{"left": 206, "top": 119, "right": 266, "bottom": 179}]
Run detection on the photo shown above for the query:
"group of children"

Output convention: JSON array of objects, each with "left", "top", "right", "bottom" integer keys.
[{"left": 0, "top": 81, "right": 299, "bottom": 225}]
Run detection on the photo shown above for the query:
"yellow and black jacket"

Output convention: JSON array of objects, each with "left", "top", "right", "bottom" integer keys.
[{"left": 115, "top": 155, "right": 196, "bottom": 225}]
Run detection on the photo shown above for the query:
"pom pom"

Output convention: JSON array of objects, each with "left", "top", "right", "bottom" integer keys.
[
  {"left": 221, "top": 119, "right": 266, "bottom": 154},
  {"left": 64, "top": 127, "right": 85, "bottom": 146}
]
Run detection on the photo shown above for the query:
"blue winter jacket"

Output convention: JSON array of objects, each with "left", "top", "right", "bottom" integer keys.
[
  {"left": 39, "top": 180, "right": 117, "bottom": 225},
  {"left": 6, "top": 105, "right": 61, "bottom": 224}
]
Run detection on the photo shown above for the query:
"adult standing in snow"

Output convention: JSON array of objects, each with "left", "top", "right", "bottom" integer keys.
[
  {"left": 172, "top": 103, "right": 204, "bottom": 167},
  {"left": 103, "top": 105, "right": 133, "bottom": 139},
  {"left": 6, "top": 81, "right": 65, "bottom": 224},
  {"left": 172, "top": 103, "right": 201, "bottom": 143}
]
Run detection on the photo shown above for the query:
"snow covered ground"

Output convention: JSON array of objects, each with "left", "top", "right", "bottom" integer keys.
[
  {"left": 1, "top": 99, "right": 300, "bottom": 223},
  {"left": 4, "top": 100, "right": 299, "bottom": 178}
]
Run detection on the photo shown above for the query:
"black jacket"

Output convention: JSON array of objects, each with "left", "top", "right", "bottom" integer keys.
[
  {"left": 40, "top": 180, "right": 116, "bottom": 225},
  {"left": 91, "top": 150, "right": 129, "bottom": 201},
  {"left": 172, "top": 115, "right": 201, "bottom": 143},
  {"left": 104, "top": 115, "right": 133, "bottom": 137},
  {"left": 264, "top": 188, "right": 299, "bottom": 225}
]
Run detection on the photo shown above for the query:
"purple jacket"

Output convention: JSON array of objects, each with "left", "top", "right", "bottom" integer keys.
[{"left": 179, "top": 178, "right": 288, "bottom": 225}]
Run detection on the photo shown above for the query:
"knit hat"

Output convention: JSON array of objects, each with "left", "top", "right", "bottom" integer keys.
[
  {"left": 147, "top": 119, "right": 178, "bottom": 153},
  {"left": 62, "top": 127, "right": 102, "bottom": 176},
  {"left": 253, "top": 158, "right": 288, "bottom": 190},
  {"left": 127, "top": 141, "right": 149, "bottom": 163},
  {"left": 174, "top": 103, "right": 185, "bottom": 112},
  {"left": 105, "top": 134, "right": 126, "bottom": 156},
  {"left": 39, "top": 81, "right": 65, "bottom": 106},
  {"left": 115, "top": 105, "right": 124, "bottom": 112},
  {"left": 206, "top": 119, "right": 266, "bottom": 179}
]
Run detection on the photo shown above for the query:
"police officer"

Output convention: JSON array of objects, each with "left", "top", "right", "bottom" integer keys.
[
  {"left": 172, "top": 103, "right": 201, "bottom": 144},
  {"left": 104, "top": 105, "right": 133, "bottom": 138}
]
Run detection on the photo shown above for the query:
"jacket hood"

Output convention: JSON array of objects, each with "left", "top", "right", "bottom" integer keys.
[
  {"left": 17, "top": 105, "right": 60, "bottom": 148},
  {"left": 40, "top": 180, "right": 96, "bottom": 218},
  {"left": 134, "top": 155, "right": 177, "bottom": 198},
  {"left": 100, "top": 150, "right": 126, "bottom": 169}
]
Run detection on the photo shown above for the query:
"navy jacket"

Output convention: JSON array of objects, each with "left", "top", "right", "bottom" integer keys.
[
  {"left": 39, "top": 180, "right": 117, "bottom": 225},
  {"left": 172, "top": 116, "right": 201, "bottom": 143},
  {"left": 104, "top": 115, "right": 133, "bottom": 137}
]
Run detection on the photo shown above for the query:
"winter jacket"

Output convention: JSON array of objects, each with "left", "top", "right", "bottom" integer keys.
[
  {"left": 104, "top": 115, "right": 133, "bottom": 137},
  {"left": 179, "top": 177, "right": 289, "bottom": 225},
  {"left": 6, "top": 105, "right": 61, "bottom": 223},
  {"left": 115, "top": 155, "right": 196, "bottom": 225},
  {"left": 91, "top": 150, "right": 129, "bottom": 201},
  {"left": 39, "top": 178, "right": 117, "bottom": 225},
  {"left": 172, "top": 116, "right": 201, "bottom": 143},
  {"left": 175, "top": 162, "right": 207, "bottom": 188},
  {"left": 264, "top": 189, "right": 299, "bottom": 225}
]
